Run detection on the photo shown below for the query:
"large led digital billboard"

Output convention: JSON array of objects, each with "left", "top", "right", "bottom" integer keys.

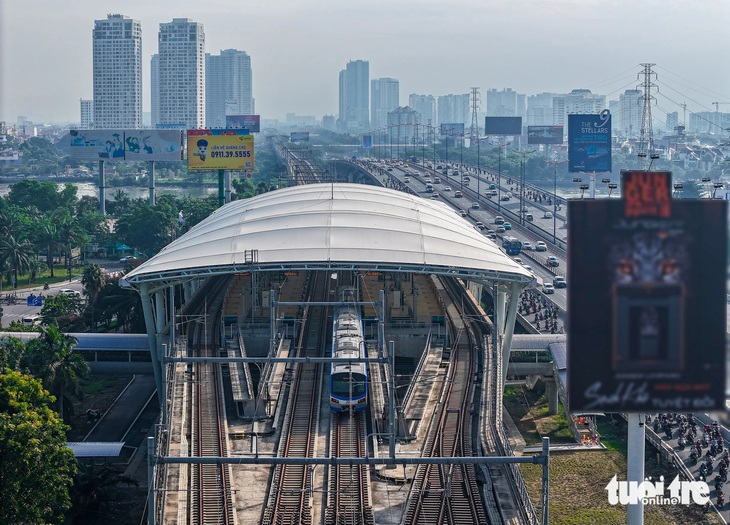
[
  {"left": 567, "top": 171, "right": 727, "bottom": 412},
  {"left": 290, "top": 132, "right": 309, "bottom": 142},
  {"left": 186, "top": 129, "right": 254, "bottom": 171},
  {"left": 568, "top": 112, "right": 612, "bottom": 172},
  {"left": 226, "top": 115, "right": 260, "bottom": 133},
  {"left": 69, "top": 129, "right": 184, "bottom": 161},
  {"left": 527, "top": 126, "right": 564, "bottom": 145},
  {"left": 484, "top": 117, "right": 522, "bottom": 135}
]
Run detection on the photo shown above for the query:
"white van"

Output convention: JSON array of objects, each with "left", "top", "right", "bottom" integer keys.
[{"left": 22, "top": 315, "right": 42, "bottom": 327}]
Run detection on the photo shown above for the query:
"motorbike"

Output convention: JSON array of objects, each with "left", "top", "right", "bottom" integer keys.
[
  {"left": 691, "top": 450, "right": 699, "bottom": 464},
  {"left": 717, "top": 493, "right": 724, "bottom": 509},
  {"left": 43, "top": 282, "right": 49, "bottom": 290}
]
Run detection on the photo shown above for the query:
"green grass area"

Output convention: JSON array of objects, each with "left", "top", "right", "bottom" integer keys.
[
  {"left": 595, "top": 415, "right": 629, "bottom": 455},
  {"left": 4, "top": 267, "right": 83, "bottom": 292},
  {"left": 503, "top": 385, "right": 574, "bottom": 445}
]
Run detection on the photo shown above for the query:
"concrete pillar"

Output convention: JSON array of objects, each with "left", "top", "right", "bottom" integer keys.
[
  {"left": 148, "top": 161, "right": 155, "bottom": 205},
  {"left": 155, "top": 291, "right": 165, "bottom": 333},
  {"left": 545, "top": 378, "right": 559, "bottom": 415},
  {"left": 98, "top": 160, "right": 106, "bottom": 214},
  {"left": 183, "top": 281, "right": 192, "bottom": 302}
]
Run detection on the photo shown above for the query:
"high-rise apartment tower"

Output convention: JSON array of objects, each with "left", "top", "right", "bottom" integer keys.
[
  {"left": 157, "top": 18, "right": 205, "bottom": 129},
  {"left": 92, "top": 14, "right": 142, "bottom": 128}
]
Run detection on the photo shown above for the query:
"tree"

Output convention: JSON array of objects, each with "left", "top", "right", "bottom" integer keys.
[
  {"left": 0, "top": 335, "right": 26, "bottom": 370},
  {"left": 97, "top": 280, "right": 146, "bottom": 333},
  {"left": 114, "top": 200, "right": 178, "bottom": 257},
  {"left": 0, "top": 370, "right": 76, "bottom": 524},
  {"left": 40, "top": 293, "right": 83, "bottom": 330},
  {"left": 35, "top": 217, "right": 62, "bottom": 278},
  {"left": 69, "top": 463, "right": 138, "bottom": 521},
  {"left": 0, "top": 233, "right": 33, "bottom": 288},
  {"left": 82, "top": 263, "right": 107, "bottom": 329},
  {"left": 23, "top": 325, "right": 89, "bottom": 422}
]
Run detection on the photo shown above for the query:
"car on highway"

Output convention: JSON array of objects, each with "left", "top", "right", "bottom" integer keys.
[
  {"left": 500, "top": 195, "right": 511, "bottom": 201},
  {"left": 471, "top": 202, "right": 480, "bottom": 209},
  {"left": 553, "top": 276, "right": 567, "bottom": 288},
  {"left": 458, "top": 209, "right": 467, "bottom": 217},
  {"left": 496, "top": 226, "right": 506, "bottom": 233},
  {"left": 543, "top": 283, "right": 555, "bottom": 294},
  {"left": 434, "top": 177, "right": 442, "bottom": 184},
  {"left": 544, "top": 211, "right": 553, "bottom": 219},
  {"left": 404, "top": 176, "right": 410, "bottom": 183},
  {"left": 475, "top": 221, "right": 485, "bottom": 230},
  {"left": 503, "top": 222, "right": 512, "bottom": 230},
  {"left": 535, "top": 241, "right": 547, "bottom": 251},
  {"left": 119, "top": 255, "right": 137, "bottom": 263},
  {"left": 522, "top": 242, "right": 533, "bottom": 251},
  {"left": 454, "top": 190, "right": 463, "bottom": 198},
  {"left": 546, "top": 256, "right": 560, "bottom": 267},
  {"left": 494, "top": 216, "right": 505, "bottom": 225},
  {"left": 430, "top": 193, "right": 439, "bottom": 199},
  {"left": 387, "top": 167, "right": 393, "bottom": 171},
  {"left": 443, "top": 186, "right": 451, "bottom": 192},
  {"left": 58, "top": 288, "right": 81, "bottom": 298}
]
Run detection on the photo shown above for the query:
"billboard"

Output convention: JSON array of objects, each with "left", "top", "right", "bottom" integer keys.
[
  {"left": 122, "top": 130, "right": 184, "bottom": 161},
  {"left": 69, "top": 129, "right": 184, "bottom": 161},
  {"left": 568, "top": 112, "right": 612, "bottom": 172},
  {"left": 186, "top": 129, "right": 254, "bottom": 171},
  {"left": 484, "top": 116, "right": 522, "bottom": 135},
  {"left": 70, "top": 130, "right": 126, "bottom": 160},
  {"left": 362, "top": 135, "right": 372, "bottom": 149},
  {"left": 226, "top": 114, "right": 260, "bottom": 133},
  {"left": 527, "top": 125, "right": 564, "bottom": 145},
  {"left": 290, "top": 132, "right": 309, "bottom": 142},
  {"left": 440, "top": 123, "right": 465, "bottom": 137},
  {"left": 567, "top": 172, "right": 726, "bottom": 412}
]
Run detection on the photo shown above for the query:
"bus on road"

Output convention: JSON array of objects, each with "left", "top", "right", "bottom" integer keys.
[{"left": 502, "top": 236, "right": 523, "bottom": 256}]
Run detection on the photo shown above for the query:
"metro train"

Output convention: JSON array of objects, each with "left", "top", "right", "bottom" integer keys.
[{"left": 329, "top": 294, "right": 368, "bottom": 412}]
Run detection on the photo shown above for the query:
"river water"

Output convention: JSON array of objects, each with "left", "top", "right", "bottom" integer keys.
[{"left": 0, "top": 180, "right": 219, "bottom": 200}]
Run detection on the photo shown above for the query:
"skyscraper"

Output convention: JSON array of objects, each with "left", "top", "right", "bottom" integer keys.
[
  {"left": 618, "top": 89, "right": 642, "bottom": 138},
  {"left": 150, "top": 54, "right": 160, "bottom": 127},
  {"left": 205, "top": 49, "right": 253, "bottom": 128},
  {"left": 437, "top": 94, "right": 469, "bottom": 125},
  {"left": 409, "top": 94, "right": 436, "bottom": 128},
  {"left": 80, "top": 99, "right": 94, "bottom": 129},
  {"left": 338, "top": 60, "right": 369, "bottom": 132},
  {"left": 158, "top": 18, "right": 205, "bottom": 129},
  {"left": 371, "top": 78, "right": 399, "bottom": 130},
  {"left": 92, "top": 14, "right": 142, "bottom": 129}
]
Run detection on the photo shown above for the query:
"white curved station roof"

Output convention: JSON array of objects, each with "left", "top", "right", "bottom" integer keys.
[{"left": 123, "top": 183, "right": 533, "bottom": 287}]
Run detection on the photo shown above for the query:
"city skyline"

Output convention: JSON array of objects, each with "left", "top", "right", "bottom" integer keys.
[{"left": 1, "top": 1, "right": 729, "bottom": 125}]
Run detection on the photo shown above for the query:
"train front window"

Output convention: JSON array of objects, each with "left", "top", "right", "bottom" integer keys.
[{"left": 331, "top": 372, "right": 366, "bottom": 396}]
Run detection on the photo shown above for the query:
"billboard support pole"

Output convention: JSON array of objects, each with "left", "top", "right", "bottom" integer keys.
[
  {"left": 626, "top": 413, "right": 645, "bottom": 525},
  {"left": 225, "top": 172, "right": 232, "bottom": 204},
  {"left": 98, "top": 160, "right": 106, "bottom": 215},
  {"left": 218, "top": 170, "right": 225, "bottom": 207},
  {"left": 589, "top": 173, "right": 597, "bottom": 199},
  {"left": 148, "top": 161, "right": 155, "bottom": 206}
]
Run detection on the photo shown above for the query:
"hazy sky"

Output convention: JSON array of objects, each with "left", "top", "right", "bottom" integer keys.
[{"left": 1, "top": 0, "right": 729, "bottom": 125}]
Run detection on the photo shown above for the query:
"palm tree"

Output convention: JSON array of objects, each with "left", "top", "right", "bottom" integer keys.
[
  {"left": 82, "top": 263, "right": 106, "bottom": 329},
  {"left": 57, "top": 214, "right": 87, "bottom": 269},
  {"left": 0, "top": 234, "right": 33, "bottom": 288},
  {"left": 35, "top": 218, "right": 62, "bottom": 278},
  {"left": 23, "top": 325, "right": 89, "bottom": 421}
]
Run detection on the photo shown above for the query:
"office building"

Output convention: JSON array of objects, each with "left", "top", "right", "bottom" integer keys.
[
  {"left": 387, "top": 106, "right": 420, "bottom": 144},
  {"left": 552, "top": 89, "right": 606, "bottom": 127},
  {"left": 409, "top": 94, "right": 436, "bottom": 128},
  {"left": 157, "top": 18, "right": 205, "bottom": 129},
  {"left": 437, "top": 94, "right": 469, "bottom": 126},
  {"left": 150, "top": 54, "right": 159, "bottom": 126},
  {"left": 485, "top": 88, "right": 525, "bottom": 119},
  {"left": 618, "top": 89, "right": 642, "bottom": 138},
  {"left": 80, "top": 99, "right": 94, "bottom": 129},
  {"left": 371, "top": 78, "right": 399, "bottom": 130},
  {"left": 92, "top": 14, "right": 142, "bottom": 128},
  {"left": 206, "top": 49, "right": 253, "bottom": 128},
  {"left": 526, "top": 93, "right": 556, "bottom": 126},
  {"left": 338, "top": 60, "right": 369, "bottom": 132}
]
